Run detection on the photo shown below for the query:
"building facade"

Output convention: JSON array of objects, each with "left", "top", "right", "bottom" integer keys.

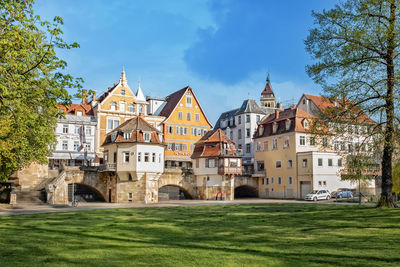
[
  {"left": 101, "top": 115, "right": 165, "bottom": 203},
  {"left": 191, "top": 129, "right": 242, "bottom": 200},
  {"left": 154, "top": 86, "right": 212, "bottom": 168},
  {"left": 90, "top": 70, "right": 165, "bottom": 163},
  {"left": 49, "top": 101, "right": 97, "bottom": 169}
]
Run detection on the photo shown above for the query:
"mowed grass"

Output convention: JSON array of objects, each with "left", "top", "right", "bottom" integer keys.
[{"left": 1, "top": 204, "right": 400, "bottom": 267}]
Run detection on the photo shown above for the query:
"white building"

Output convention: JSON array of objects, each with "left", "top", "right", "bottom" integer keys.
[{"left": 49, "top": 101, "right": 96, "bottom": 169}]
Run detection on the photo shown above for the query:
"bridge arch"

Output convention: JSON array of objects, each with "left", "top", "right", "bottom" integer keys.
[
  {"left": 67, "top": 183, "right": 106, "bottom": 202},
  {"left": 158, "top": 185, "right": 194, "bottom": 201},
  {"left": 234, "top": 185, "right": 259, "bottom": 199}
]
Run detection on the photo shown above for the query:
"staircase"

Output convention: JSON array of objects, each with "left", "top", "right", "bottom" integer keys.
[{"left": 15, "top": 189, "right": 47, "bottom": 205}]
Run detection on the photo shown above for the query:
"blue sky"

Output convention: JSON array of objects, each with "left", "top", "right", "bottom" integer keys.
[{"left": 34, "top": 0, "right": 336, "bottom": 124}]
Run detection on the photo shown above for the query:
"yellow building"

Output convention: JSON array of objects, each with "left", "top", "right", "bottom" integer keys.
[
  {"left": 154, "top": 86, "right": 212, "bottom": 168},
  {"left": 90, "top": 70, "right": 165, "bottom": 163}
]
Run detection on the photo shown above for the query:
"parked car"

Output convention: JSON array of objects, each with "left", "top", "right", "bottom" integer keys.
[
  {"left": 333, "top": 190, "right": 354, "bottom": 199},
  {"left": 305, "top": 190, "right": 331, "bottom": 201}
]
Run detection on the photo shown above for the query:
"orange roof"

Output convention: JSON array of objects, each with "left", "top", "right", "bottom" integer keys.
[
  {"left": 302, "top": 94, "right": 375, "bottom": 124},
  {"left": 57, "top": 103, "right": 93, "bottom": 116},
  {"left": 191, "top": 129, "right": 240, "bottom": 158}
]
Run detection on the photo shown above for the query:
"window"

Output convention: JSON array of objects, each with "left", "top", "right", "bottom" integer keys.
[
  {"left": 110, "top": 102, "right": 117, "bottom": 111},
  {"left": 121, "top": 89, "right": 125, "bottom": 95},
  {"left": 128, "top": 174, "right": 132, "bottom": 181},
  {"left": 338, "top": 159, "right": 343, "bottom": 167},
  {"left": 230, "top": 131, "right": 233, "bottom": 139},
  {"left": 167, "top": 143, "right": 173, "bottom": 150},
  {"left": 272, "top": 123, "right": 278, "bottom": 133},
  {"left": 256, "top": 161, "right": 264, "bottom": 171},
  {"left": 302, "top": 159, "right": 308, "bottom": 168},
  {"left": 300, "top": 136, "right": 306, "bottom": 146},
  {"left": 303, "top": 99, "right": 306, "bottom": 105},
  {"left": 289, "top": 177, "right": 292, "bottom": 185},
  {"left": 256, "top": 115, "right": 261, "bottom": 122},
  {"left": 287, "top": 160, "right": 293, "bottom": 168},
  {"left": 74, "top": 141, "right": 80, "bottom": 151},
  {"left": 76, "top": 111, "right": 83, "bottom": 116},
  {"left": 272, "top": 138, "right": 278, "bottom": 150},
  {"left": 186, "top": 92, "right": 192, "bottom": 107},
  {"left": 120, "top": 102, "right": 126, "bottom": 112},
  {"left": 278, "top": 177, "right": 281, "bottom": 185},
  {"left": 152, "top": 153, "right": 156, "bottom": 162},
  {"left": 256, "top": 141, "right": 261, "bottom": 151},
  {"left": 187, "top": 112, "right": 191, "bottom": 121},
  {"left": 263, "top": 141, "right": 268, "bottom": 151},
  {"left": 276, "top": 161, "right": 282, "bottom": 168},
  {"left": 84, "top": 143, "right": 91, "bottom": 152},
  {"left": 322, "top": 137, "right": 328, "bottom": 147},
  {"left": 323, "top": 181, "right": 327, "bottom": 186},
  {"left": 167, "top": 126, "right": 173, "bottom": 134},
  {"left": 348, "top": 143, "right": 354, "bottom": 152},
  {"left": 86, "top": 127, "right": 91, "bottom": 136},
  {"left": 159, "top": 154, "right": 161, "bottom": 163},
  {"left": 271, "top": 177, "right": 274, "bottom": 184},
  {"left": 144, "top": 133, "right": 150, "bottom": 141},
  {"left": 246, "top": 143, "right": 251, "bottom": 153},
  {"left": 285, "top": 119, "right": 291, "bottom": 130},
  {"left": 138, "top": 152, "right": 141, "bottom": 162},
  {"left": 283, "top": 136, "right": 290, "bottom": 148},
  {"left": 209, "top": 159, "right": 215, "bottom": 168},
  {"left": 138, "top": 105, "right": 143, "bottom": 114},
  {"left": 128, "top": 193, "right": 132, "bottom": 198},
  {"left": 63, "top": 125, "right": 68, "bottom": 134},
  {"left": 123, "top": 152, "right": 129, "bottom": 163},
  {"left": 340, "top": 142, "right": 346, "bottom": 151},
  {"left": 318, "top": 181, "right": 322, "bottom": 186},
  {"left": 178, "top": 112, "right": 183, "bottom": 120},
  {"left": 238, "top": 116, "right": 241, "bottom": 124},
  {"left": 195, "top": 113, "right": 200, "bottom": 121},
  {"left": 75, "top": 126, "right": 81, "bottom": 134},
  {"left": 238, "top": 129, "right": 242, "bottom": 139},
  {"left": 124, "top": 132, "right": 131, "bottom": 140},
  {"left": 261, "top": 178, "right": 264, "bottom": 185},
  {"left": 246, "top": 114, "right": 250, "bottom": 123},
  {"left": 310, "top": 136, "right": 316, "bottom": 146},
  {"left": 328, "top": 159, "right": 333, "bottom": 166},
  {"left": 191, "top": 128, "right": 197, "bottom": 136},
  {"left": 266, "top": 178, "right": 269, "bottom": 185},
  {"left": 144, "top": 153, "right": 149, "bottom": 162},
  {"left": 62, "top": 141, "right": 68, "bottom": 150},
  {"left": 107, "top": 119, "right": 120, "bottom": 130},
  {"left": 318, "top": 158, "right": 323, "bottom": 166},
  {"left": 246, "top": 128, "right": 251, "bottom": 138},
  {"left": 129, "top": 104, "right": 134, "bottom": 113}
]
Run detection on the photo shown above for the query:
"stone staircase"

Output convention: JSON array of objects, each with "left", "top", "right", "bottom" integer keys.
[{"left": 15, "top": 189, "right": 47, "bottom": 205}]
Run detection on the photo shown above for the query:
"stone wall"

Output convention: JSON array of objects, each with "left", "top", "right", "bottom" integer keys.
[
  {"left": 159, "top": 168, "right": 198, "bottom": 199},
  {"left": 12, "top": 163, "right": 48, "bottom": 190}
]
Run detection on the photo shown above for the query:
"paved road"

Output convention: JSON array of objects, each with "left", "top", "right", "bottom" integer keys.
[{"left": 0, "top": 198, "right": 374, "bottom": 217}]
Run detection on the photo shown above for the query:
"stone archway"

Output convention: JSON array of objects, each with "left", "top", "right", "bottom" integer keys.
[
  {"left": 158, "top": 185, "right": 193, "bottom": 201},
  {"left": 68, "top": 183, "right": 106, "bottom": 202},
  {"left": 234, "top": 185, "right": 259, "bottom": 199}
]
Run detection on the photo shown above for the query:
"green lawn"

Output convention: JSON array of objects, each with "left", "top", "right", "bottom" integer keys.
[{"left": 1, "top": 204, "right": 400, "bottom": 266}]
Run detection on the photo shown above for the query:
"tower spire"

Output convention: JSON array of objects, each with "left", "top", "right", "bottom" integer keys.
[{"left": 120, "top": 66, "right": 127, "bottom": 86}]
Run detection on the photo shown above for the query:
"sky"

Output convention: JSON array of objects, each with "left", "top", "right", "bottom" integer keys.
[{"left": 34, "top": 0, "right": 337, "bottom": 125}]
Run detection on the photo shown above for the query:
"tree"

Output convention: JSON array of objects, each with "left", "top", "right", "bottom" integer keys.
[
  {"left": 393, "top": 161, "right": 400, "bottom": 194},
  {"left": 305, "top": 0, "right": 400, "bottom": 207},
  {"left": 0, "top": 0, "right": 82, "bottom": 181}
]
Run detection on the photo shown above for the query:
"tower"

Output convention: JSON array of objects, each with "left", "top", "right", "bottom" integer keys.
[{"left": 260, "top": 73, "right": 276, "bottom": 108}]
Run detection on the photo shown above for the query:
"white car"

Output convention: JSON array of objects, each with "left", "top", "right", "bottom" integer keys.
[{"left": 305, "top": 190, "right": 331, "bottom": 201}]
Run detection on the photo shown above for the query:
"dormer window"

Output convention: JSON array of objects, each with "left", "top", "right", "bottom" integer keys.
[
  {"left": 111, "top": 102, "right": 117, "bottom": 111},
  {"left": 272, "top": 122, "right": 278, "bottom": 133},
  {"left": 303, "top": 119, "right": 309, "bottom": 129},
  {"left": 285, "top": 119, "right": 291, "bottom": 130},
  {"left": 144, "top": 132, "right": 150, "bottom": 142},
  {"left": 186, "top": 92, "right": 192, "bottom": 107},
  {"left": 258, "top": 126, "right": 264, "bottom": 136},
  {"left": 76, "top": 111, "right": 83, "bottom": 116},
  {"left": 124, "top": 132, "right": 131, "bottom": 140}
]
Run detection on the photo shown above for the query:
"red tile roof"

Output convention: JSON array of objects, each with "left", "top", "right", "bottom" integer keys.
[
  {"left": 191, "top": 129, "right": 240, "bottom": 158},
  {"left": 57, "top": 103, "right": 93, "bottom": 116}
]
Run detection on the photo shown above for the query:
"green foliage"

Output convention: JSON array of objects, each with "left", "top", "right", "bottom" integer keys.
[
  {"left": 305, "top": 0, "right": 400, "bottom": 206},
  {"left": 0, "top": 0, "right": 82, "bottom": 181},
  {"left": 393, "top": 161, "right": 400, "bottom": 193}
]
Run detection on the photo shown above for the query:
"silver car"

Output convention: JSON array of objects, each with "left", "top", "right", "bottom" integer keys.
[{"left": 305, "top": 190, "right": 331, "bottom": 201}]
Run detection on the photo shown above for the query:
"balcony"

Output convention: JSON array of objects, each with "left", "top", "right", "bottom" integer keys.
[
  {"left": 218, "top": 165, "right": 242, "bottom": 175},
  {"left": 252, "top": 170, "right": 266, "bottom": 178},
  {"left": 99, "top": 163, "right": 116, "bottom": 172}
]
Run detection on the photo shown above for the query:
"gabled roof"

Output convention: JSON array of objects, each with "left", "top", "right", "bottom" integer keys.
[
  {"left": 214, "top": 108, "right": 239, "bottom": 129},
  {"left": 300, "top": 94, "right": 375, "bottom": 124},
  {"left": 57, "top": 103, "right": 94, "bottom": 116},
  {"left": 191, "top": 129, "right": 240, "bottom": 158},
  {"left": 103, "top": 115, "right": 163, "bottom": 146},
  {"left": 154, "top": 86, "right": 212, "bottom": 127},
  {"left": 135, "top": 82, "right": 147, "bottom": 104},
  {"left": 261, "top": 74, "right": 274, "bottom": 96},
  {"left": 238, "top": 99, "right": 267, "bottom": 114}
]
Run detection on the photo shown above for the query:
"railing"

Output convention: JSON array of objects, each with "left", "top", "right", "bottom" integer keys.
[
  {"left": 218, "top": 166, "right": 242, "bottom": 175},
  {"left": 252, "top": 170, "right": 266, "bottom": 177},
  {"left": 98, "top": 163, "right": 116, "bottom": 172}
]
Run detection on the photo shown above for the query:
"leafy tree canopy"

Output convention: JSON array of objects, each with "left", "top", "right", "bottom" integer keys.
[{"left": 0, "top": 0, "right": 82, "bottom": 181}]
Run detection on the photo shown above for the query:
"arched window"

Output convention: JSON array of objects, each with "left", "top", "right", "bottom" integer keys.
[{"left": 111, "top": 102, "right": 117, "bottom": 111}]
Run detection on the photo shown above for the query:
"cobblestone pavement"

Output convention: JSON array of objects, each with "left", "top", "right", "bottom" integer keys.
[{"left": 0, "top": 198, "right": 377, "bottom": 217}]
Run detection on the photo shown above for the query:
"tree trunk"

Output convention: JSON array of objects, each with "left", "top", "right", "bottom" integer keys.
[{"left": 377, "top": 0, "right": 397, "bottom": 208}]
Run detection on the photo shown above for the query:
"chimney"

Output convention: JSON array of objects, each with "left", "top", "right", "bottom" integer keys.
[
  {"left": 290, "top": 104, "right": 296, "bottom": 109},
  {"left": 275, "top": 110, "right": 279, "bottom": 119},
  {"left": 91, "top": 91, "right": 97, "bottom": 108},
  {"left": 277, "top": 102, "right": 282, "bottom": 110},
  {"left": 82, "top": 89, "right": 87, "bottom": 104}
]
